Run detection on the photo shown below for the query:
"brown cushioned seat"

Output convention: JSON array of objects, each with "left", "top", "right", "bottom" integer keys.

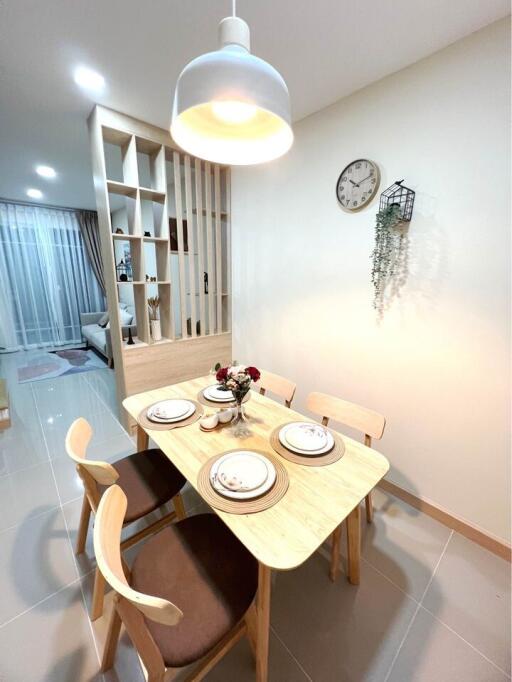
[
  {"left": 130, "top": 514, "right": 258, "bottom": 667},
  {"left": 99, "top": 449, "right": 186, "bottom": 524}
]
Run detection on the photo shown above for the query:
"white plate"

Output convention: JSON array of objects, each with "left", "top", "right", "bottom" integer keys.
[
  {"left": 148, "top": 399, "right": 191, "bottom": 419},
  {"left": 147, "top": 401, "right": 195, "bottom": 423},
  {"left": 204, "top": 385, "right": 234, "bottom": 402},
  {"left": 278, "top": 423, "right": 334, "bottom": 455},
  {"left": 285, "top": 423, "right": 328, "bottom": 451},
  {"left": 210, "top": 451, "right": 276, "bottom": 500},
  {"left": 216, "top": 452, "right": 268, "bottom": 491}
]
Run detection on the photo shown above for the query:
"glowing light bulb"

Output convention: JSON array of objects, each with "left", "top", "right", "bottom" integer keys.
[
  {"left": 36, "top": 165, "right": 56, "bottom": 179},
  {"left": 212, "top": 101, "right": 257, "bottom": 125},
  {"left": 74, "top": 66, "right": 105, "bottom": 92},
  {"left": 26, "top": 188, "right": 43, "bottom": 199}
]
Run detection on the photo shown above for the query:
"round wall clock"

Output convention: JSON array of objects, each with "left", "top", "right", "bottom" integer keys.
[{"left": 336, "top": 159, "right": 380, "bottom": 211}]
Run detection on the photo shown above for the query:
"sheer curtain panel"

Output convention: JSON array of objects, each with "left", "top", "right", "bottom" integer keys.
[{"left": 0, "top": 202, "right": 105, "bottom": 351}]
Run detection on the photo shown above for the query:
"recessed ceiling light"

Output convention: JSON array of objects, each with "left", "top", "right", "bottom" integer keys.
[
  {"left": 26, "top": 188, "right": 43, "bottom": 199},
  {"left": 74, "top": 66, "right": 105, "bottom": 92},
  {"left": 36, "top": 165, "right": 56, "bottom": 179}
]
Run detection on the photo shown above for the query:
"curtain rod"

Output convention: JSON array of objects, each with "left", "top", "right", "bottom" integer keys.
[{"left": 0, "top": 196, "right": 96, "bottom": 214}]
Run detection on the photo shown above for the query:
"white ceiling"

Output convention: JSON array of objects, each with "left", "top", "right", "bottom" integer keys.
[{"left": 0, "top": 0, "right": 508, "bottom": 210}]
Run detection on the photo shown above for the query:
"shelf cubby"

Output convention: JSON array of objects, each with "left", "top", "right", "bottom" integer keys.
[
  {"left": 113, "top": 237, "right": 144, "bottom": 283},
  {"left": 156, "top": 241, "right": 170, "bottom": 282},
  {"left": 133, "top": 282, "right": 150, "bottom": 344},
  {"left": 139, "top": 187, "right": 166, "bottom": 203},
  {"left": 109, "top": 190, "right": 140, "bottom": 236},
  {"left": 141, "top": 197, "right": 166, "bottom": 239},
  {"left": 107, "top": 180, "right": 137, "bottom": 197},
  {"left": 136, "top": 138, "right": 166, "bottom": 191}
]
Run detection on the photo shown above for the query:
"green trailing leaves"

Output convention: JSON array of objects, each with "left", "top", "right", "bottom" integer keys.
[{"left": 371, "top": 204, "right": 409, "bottom": 320}]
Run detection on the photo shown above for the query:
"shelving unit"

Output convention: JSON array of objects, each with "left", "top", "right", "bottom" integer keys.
[{"left": 89, "top": 105, "right": 232, "bottom": 430}]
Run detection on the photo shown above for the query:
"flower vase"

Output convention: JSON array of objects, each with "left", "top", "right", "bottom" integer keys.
[
  {"left": 150, "top": 319, "right": 162, "bottom": 342},
  {"left": 232, "top": 389, "right": 249, "bottom": 426}
]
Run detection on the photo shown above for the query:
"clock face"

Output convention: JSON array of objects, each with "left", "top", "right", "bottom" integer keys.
[{"left": 336, "top": 159, "right": 380, "bottom": 211}]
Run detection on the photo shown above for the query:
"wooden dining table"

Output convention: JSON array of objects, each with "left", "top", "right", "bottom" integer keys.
[{"left": 124, "top": 375, "right": 389, "bottom": 682}]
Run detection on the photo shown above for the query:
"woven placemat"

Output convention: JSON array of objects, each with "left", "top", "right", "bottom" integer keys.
[
  {"left": 197, "top": 450, "right": 289, "bottom": 514},
  {"left": 137, "top": 400, "right": 204, "bottom": 431},
  {"left": 270, "top": 424, "right": 345, "bottom": 466},
  {"left": 197, "top": 388, "right": 251, "bottom": 409}
]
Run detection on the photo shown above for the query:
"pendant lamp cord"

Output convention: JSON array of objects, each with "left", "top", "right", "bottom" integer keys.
[{"left": 232, "top": 0, "right": 236, "bottom": 16}]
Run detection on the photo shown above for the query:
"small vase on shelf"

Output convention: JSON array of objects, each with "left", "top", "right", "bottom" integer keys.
[
  {"left": 127, "top": 328, "right": 134, "bottom": 345},
  {"left": 148, "top": 296, "right": 161, "bottom": 342},
  {"left": 150, "top": 319, "right": 162, "bottom": 342}
]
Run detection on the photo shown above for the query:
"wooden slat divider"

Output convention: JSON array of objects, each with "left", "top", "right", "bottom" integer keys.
[
  {"left": 90, "top": 106, "right": 232, "bottom": 430},
  {"left": 194, "top": 158, "right": 206, "bottom": 336},
  {"left": 172, "top": 151, "right": 188, "bottom": 338},
  {"left": 204, "top": 162, "right": 215, "bottom": 334},
  {"left": 214, "top": 165, "right": 222, "bottom": 333},
  {"left": 90, "top": 110, "right": 127, "bottom": 402},
  {"left": 151, "top": 146, "right": 167, "bottom": 238},
  {"left": 225, "top": 167, "right": 232, "bottom": 332},
  {"left": 184, "top": 155, "right": 197, "bottom": 337}
]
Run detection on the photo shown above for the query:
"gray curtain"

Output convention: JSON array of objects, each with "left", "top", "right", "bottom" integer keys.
[{"left": 77, "top": 210, "right": 106, "bottom": 294}]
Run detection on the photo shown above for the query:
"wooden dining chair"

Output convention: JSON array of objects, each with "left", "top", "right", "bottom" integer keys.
[
  {"left": 94, "top": 485, "right": 259, "bottom": 682},
  {"left": 306, "top": 391, "right": 386, "bottom": 581},
  {"left": 66, "top": 417, "right": 187, "bottom": 621},
  {"left": 256, "top": 369, "right": 297, "bottom": 408}
]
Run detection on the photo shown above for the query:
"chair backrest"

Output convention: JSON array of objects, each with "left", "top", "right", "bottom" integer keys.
[
  {"left": 94, "top": 484, "right": 183, "bottom": 626},
  {"left": 65, "top": 418, "right": 119, "bottom": 509},
  {"left": 306, "top": 392, "right": 386, "bottom": 443},
  {"left": 256, "top": 369, "right": 296, "bottom": 408}
]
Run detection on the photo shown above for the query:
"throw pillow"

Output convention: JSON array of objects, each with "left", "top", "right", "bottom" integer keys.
[
  {"left": 119, "top": 309, "right": 133, "bottom": 326},
  {"left": 98, "top": 312, "right": 109, "bottom": 328}
]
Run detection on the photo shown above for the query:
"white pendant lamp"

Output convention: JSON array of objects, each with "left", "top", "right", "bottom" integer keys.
[{"left": 171, "top": 2, "right": 293, "bottom": 165}]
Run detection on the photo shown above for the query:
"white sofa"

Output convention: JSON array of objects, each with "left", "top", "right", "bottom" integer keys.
[{"left": 80, "top": 305, "right": 136, "bottom": 366}]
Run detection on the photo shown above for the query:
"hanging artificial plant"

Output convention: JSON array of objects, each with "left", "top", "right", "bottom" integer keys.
[{"left": 371, "top": 204, "right": 410, "bottom": 319}]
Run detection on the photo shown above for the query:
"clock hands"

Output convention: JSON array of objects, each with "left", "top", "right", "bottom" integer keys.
[
  {"left": 348, "top": 174, "right": 373, "bottom": 190},
  {"left": 358, "top": 174, "right": 372, "bottom": 184}
]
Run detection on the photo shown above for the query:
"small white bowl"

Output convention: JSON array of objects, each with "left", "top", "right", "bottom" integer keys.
[{"left": 217, "top": 408, "right": 234, "bottom": 424}]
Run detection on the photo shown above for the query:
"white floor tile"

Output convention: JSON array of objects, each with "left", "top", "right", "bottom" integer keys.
[
  {"left": 0, "top": 508, "right": 78, "bottom": 626},
  {"left": 0, "top": 461, "right": 60, "bottom": 532}
]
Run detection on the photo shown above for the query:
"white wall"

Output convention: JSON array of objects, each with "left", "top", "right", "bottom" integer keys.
[{"left": 231, "top": 19, "right": 511, "bottom": 543}]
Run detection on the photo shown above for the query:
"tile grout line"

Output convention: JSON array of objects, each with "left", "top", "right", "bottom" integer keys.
[
  {"left": 382, "top": 529, "right": 454, "bottom": 682},
  {"left": 0, "top": 570, "right": 95, "bottom": 631},
  {"left": 319, "top": 540, "right": 422, "bottom": 606},
  {"left": 323, "top": 515, "right": 511, "bottom": 680},
  {"left": 30, "top": 382, "right": 103, "bottom": 667},
  {"left": 0, "top": 505, "right": 71, "bottom": 538},
  {"left": 270, "top": 624, "right": 314, "bottom": 681},
  {"left": 84, "top": 370, "right": 127, "bottom": 432},
  {"left": 420, "top": 604, "right": 512, "bottom": 679}
]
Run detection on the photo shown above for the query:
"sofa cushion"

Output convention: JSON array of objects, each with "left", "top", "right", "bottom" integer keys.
[
  {"left": 90, "top": 331, "right": 107, "bottom": 352},
  {"left": 82, "top": 324, "right": 101, "bottom": 342}
]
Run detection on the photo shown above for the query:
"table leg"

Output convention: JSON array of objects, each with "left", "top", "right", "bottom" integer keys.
[
  {"left": 346, "top": 504, "right": 361, "bottom": 585},
  {"left": 256, "top": 562, "right": 271, "bottom": 682},
  {"left": 136, "top": 424, "right": 149, "bottom": 452},
  {"left": 329, "top": 525, "right": 342, "bottom": 582}
]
